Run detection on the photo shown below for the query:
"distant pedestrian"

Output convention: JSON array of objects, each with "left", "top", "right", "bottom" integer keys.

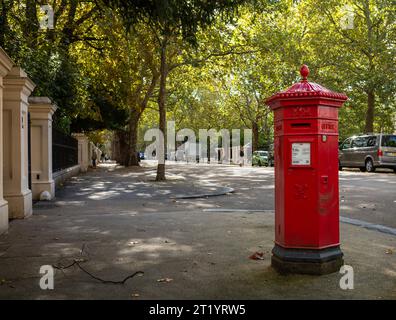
[{"left": 92, "top": 151, "right": 98, "bottom": 168}]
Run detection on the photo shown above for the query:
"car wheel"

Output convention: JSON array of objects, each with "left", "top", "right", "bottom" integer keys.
[
  {"left": 338, "top": 161, "right": 343, "bottom": 171},
  {"left": 393, "top": 168, "right": 396, "bottom": 174},
  {"left": 365, "top": 159, "right": 375, "bottom": 173}
]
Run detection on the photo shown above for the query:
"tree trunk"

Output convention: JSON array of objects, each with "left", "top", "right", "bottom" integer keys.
[
  {"left": 0, "top": 0, "right": 9, "bottom": 48},
  {"left": 128, "top": 74, "right": 159, "bottom": 166},
  {"left": 364, "top": 90, "right": 375, "bottom": 133},
  {"left": 111, "top": 133, "right": 119, "bottom": 163},
  {"left": 117, "top": 130, "right": 129, "bottom": 166},
  {"left": 252, "top": 121, "right": 259, "bottom": 152},
  {"left": 25, "top": 0, "right": 39, "bottom": 48},
  {"left": 156, "top": 38, "right": 168, "bottom": 181},
  {"left": 128, "top": 110, "right": 141, "bottom": 166},
  {"left": 60, "top": 0, "right": 78, "bottom": 50}
]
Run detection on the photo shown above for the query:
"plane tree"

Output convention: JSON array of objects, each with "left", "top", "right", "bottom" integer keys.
[{"left": 103, "top": 0, "right": 253, "bottom": 180}]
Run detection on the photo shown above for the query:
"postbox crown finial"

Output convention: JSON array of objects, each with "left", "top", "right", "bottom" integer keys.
[
  {"left": 265, "top": 64, "right": 348, "bottom": 106},
  {"left": 300, "top": 65, "right": 309, "bottom": 81}
]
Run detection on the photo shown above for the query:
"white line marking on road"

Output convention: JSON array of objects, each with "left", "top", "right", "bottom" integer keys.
[
  {"left": 203, "top": 209, "right": 396, "bottom": 236},
  {"left": 340, "top": 217, "right": 396, "bottom": 236},
  {"left": 203, "top": 209, "right": 274, "bottom": 213}
]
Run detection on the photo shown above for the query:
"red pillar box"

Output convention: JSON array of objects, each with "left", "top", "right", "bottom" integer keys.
[{"left": 266, "top": 65, "right": 348, "bottom": 275}]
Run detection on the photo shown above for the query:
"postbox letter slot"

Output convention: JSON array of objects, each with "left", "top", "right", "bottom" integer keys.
[{"left": 291, "top": 123, "right": 311, "bottom": 128}]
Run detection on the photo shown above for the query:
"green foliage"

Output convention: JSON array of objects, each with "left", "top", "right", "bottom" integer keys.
[
  {"left": 1, "top": 0, "right": 101, "bottom": 133},
  {"left": 0, "top": 0, "right": 395, "bottom": 143},
  {"left": 297, "top": 0, "right": 396, "bottom": 135},
  {"left": 103, "top": 0, "right": 248, "bottom": 42}
]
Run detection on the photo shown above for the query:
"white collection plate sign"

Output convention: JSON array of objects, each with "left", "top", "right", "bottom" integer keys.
[{"left": 292, "top": 143, "right": 311, "bottom": 165}]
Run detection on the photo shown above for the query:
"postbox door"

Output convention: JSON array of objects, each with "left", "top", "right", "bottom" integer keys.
[{"left": 282, "top": 136, "right": 320, "bottom": 248}]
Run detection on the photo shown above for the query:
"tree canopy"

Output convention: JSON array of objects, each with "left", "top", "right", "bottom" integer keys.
[{"left": 1, "top": 0, "right": 395, "bottom": 177}]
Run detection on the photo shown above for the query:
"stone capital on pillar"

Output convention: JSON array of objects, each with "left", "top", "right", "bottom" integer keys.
[
  {"left": 28, "top": 97, "right": 57, "bottom": 201},
  {"left": 0, "top": 48, "right": 14, "bottom": 234},
  {"left": 72, "top": 133, "right": 90, "bottom": 172},
  {"left": 3, "top": 67, "right": 36, "bottom": 219}
]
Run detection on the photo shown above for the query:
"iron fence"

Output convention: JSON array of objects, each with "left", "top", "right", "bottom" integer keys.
[{"left": 52, "top": 127, "right": 78, "bottom": 173}]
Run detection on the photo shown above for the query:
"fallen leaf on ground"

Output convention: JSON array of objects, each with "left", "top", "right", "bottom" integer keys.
[
  {"left": 385, "top": 249, "right": 393, "bottom": 255},
  {"left": 157, "top": 278, "right": 173, "bottom": 283},
  {"left": 131, "top": 293, "right": 140, "bottom": 298},
  {"left": 249, "top": 252, "right": 265, "bottom": 260}
]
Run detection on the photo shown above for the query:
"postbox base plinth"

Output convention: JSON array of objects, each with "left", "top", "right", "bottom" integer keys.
[{"left": 271, "top": 244, "right": 344, "bottom": 275}]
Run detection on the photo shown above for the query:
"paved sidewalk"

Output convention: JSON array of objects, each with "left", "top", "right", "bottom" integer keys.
[{"left": 0, "top": 163, "right": 395, "bottom": 299}]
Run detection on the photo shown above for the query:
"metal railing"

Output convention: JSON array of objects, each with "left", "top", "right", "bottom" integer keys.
[{"left": 52, "top": 127, "right": 78, "bottom": 173}]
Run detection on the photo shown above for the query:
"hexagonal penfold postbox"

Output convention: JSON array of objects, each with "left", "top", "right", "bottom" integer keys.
[{"left": 266, "top": 65, "right": 348, "bottom": 275}]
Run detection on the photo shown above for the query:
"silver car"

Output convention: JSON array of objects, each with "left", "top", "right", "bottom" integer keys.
[{"left": 339, "top": 134, "right": 396, "bottom": 173}]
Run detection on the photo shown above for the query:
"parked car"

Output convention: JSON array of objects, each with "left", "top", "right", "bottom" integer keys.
[
  {"left": 338, "top": 134, "right": 396, "bottom": 173},
  {"left": 252, "top": 150, "right": 269, "bottom": 167}
]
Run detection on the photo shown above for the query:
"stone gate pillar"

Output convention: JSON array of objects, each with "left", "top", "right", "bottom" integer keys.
[
  {"left": 72, "top": 133, "right": 89, "bottom": 172},
  {"left": 3, "top": 67, "right": 36, "bottom": 218},
  {"left": 88, "top": 141, "right": 94, "bottom": 166},
  {"left": 28, "top": 97, "right": 57, "bottom": 201},
  {"left": 0, "top": 48, "right": 13, "bottom": 233}
]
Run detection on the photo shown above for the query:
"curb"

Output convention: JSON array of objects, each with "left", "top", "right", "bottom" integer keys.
[{"left": 171, "top": 187, "right": 235, "bottom": 199}]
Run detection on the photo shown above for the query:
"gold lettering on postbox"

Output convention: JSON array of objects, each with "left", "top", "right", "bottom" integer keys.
[
  {"left": 321, "top": 122, "right": 337, "bottom": 133},
  {"left": 321, "top": 123, "right": 335, "bottom": 130}
]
